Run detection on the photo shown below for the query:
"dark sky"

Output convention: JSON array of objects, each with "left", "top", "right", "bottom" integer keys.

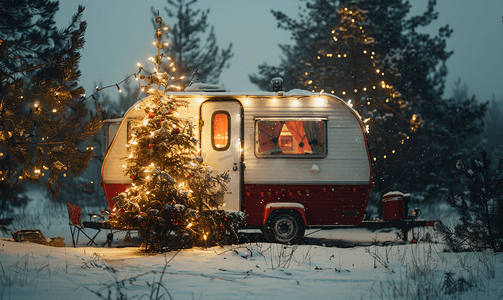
[{"left": 56, "top": 0, "right": 503, "bottom": 102}]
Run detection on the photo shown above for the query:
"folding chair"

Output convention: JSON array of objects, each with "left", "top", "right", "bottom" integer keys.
[{"left": 67, "top": 201, "right": 102, "bottom": 247}]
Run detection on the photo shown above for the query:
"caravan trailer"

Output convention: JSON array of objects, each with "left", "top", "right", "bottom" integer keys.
[{"left": 101, "top": 84, "right": 372, "bottom": 243}]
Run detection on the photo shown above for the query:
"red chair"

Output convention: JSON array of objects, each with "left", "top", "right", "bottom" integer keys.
[{"left": 66, "top": 201, "right": 102, "bottom": 247}]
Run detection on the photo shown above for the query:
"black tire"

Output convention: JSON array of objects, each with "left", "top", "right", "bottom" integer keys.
[{"left": 264, "top": 211, "right": 305, "bottom": 244}]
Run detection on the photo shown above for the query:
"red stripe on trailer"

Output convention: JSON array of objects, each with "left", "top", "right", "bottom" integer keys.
[
  {"left": 103, "top": 183, "right": 130, "bottom": 210},
  {"left": 243, "top": 184, "right": 370, "bottom": 226},
  {"left": 427, "top": 220, "right": 436, "bottom": 227}
]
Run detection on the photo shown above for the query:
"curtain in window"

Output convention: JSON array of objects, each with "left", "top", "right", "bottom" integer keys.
[
  {"left": 258, "top": 121, "right": 284, "bottom": 154},
  {"left": 303, "top": 121, "right": 323, "bottom": 154},
  {"left": 284, "top": 121, "right": 312, "bottom": 153}
]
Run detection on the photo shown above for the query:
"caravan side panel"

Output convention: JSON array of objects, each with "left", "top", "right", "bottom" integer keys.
[{"left": 239, "top": 95, "right": 371, "bottom": 226}]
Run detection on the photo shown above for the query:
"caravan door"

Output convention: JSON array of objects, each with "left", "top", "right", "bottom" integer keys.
[{"left": 200, "top": 100, "right": 243, "bottom": 211}]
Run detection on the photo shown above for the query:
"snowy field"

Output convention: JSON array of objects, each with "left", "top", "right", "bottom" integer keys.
[{"left": 1, "top": 198, "right": 503, "bottom": 299}]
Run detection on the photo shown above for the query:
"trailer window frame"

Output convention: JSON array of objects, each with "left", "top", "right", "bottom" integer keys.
[{"left": 254, "top": 117, "right": 328, "bottom": 158}]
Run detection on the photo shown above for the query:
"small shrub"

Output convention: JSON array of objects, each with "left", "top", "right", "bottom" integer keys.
[{"left": 438, "top": 152, "right": 503, "bottom": 252}]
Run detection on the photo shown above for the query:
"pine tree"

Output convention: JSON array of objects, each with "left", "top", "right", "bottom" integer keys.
[
  {"left": 250, "top": 0, "right": 486, "bottom": 205},
  {"left": 418, "top": 80, "right": 486, "bottom": 200},
  {"left": 485, "top": 94, "right": 503, "bottom": 162},
  {"left": 439, "top": 152, "right": 503, "bottom": 252},
  {"left": 151, "top": 0, "right": 233, "bottom": 87},
  {"left": 106, "top": 17, "right": 244, "bottom": 251},
  {"left": 0, "top": 1, "right": 101, "bottom": 209}
]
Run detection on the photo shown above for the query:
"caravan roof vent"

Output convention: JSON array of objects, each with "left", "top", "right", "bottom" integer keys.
[
  {"left": 185, "top": 83, "right": 226, "bottom": 92},
  {"left": 269, "top": 77, "right": 283, "bottom": 92}
]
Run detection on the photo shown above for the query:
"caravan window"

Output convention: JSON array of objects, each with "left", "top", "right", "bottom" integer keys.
[
  {"left": 212, "top": 111, "right": 230, "bottom": 150},
  {"left": 255, "top": 118, "right": 327, "bottom": 158}
]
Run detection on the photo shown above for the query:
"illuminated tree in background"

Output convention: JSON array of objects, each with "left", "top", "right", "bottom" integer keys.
[
  {"left": 0, "top": 1, "right": 101, "bottom": 211},
  {"left": 106, "top": 16, "right": 244, "bottom": 250},
  {"left": 251, "top": 0, "right": 486, "bottom": 205}
]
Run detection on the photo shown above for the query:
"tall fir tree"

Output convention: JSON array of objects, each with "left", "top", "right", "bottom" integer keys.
[
  {"left": 0, "top": 1, "right": 101, "bottom": 211},
  {"left": 106, "top": 17, "right": 244, "bottom": 251},
  {"left": 151, "top": 0, "right": 233, "bottom": 87},
  {"left": 250, "top": 0, "right": 486, "bottom": 205}
]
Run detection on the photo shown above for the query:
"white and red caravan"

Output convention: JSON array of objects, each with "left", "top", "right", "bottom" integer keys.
[{"left": 101, "top": 85, "right": 372, "bottom": 243}]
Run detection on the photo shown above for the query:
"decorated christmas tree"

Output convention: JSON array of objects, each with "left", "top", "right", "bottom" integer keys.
[{"left": 105, "top": 16, "right": 244, "bottom": 251}]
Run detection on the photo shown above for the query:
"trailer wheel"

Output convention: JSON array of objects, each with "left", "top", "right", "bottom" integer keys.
[{"left": 264, "top": 211, "right": 305, "bottom": 244}]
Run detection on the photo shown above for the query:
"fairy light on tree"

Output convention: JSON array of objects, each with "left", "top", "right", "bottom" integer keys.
[
  {"left": 105, "top": 15, "right": 244, "bottom": 251},
  {"left": 294, "top": 4, "right": 421, "bottom": 192},
  {"left": 0, "top": 2, "right": 101, "bottom": 207}
]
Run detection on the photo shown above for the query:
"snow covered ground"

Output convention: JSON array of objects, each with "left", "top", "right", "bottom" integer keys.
[{"left": 1, "top": 197, "right": 503, "bottom": 299}]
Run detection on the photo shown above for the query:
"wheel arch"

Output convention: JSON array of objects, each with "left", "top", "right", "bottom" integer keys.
[{"left": 263, "top": 203, "right": 307, "bottom": 226}]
